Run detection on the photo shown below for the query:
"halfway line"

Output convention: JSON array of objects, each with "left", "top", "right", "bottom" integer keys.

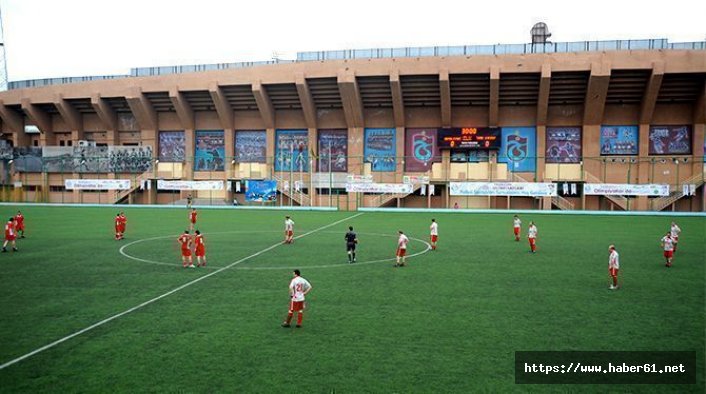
[{"left": 0, "top": 212, "right": 364, "bottom": 371}]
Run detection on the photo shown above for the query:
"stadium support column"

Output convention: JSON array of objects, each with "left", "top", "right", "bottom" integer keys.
[
  {"left": 21, "top": 99, "right": 55, "bottom": 146},
  {"left": 536, "top": 64, "right": 551, "bottom": 209},
  {"left": 169, "top": 87, "right": 196, "bottom": 186},
  {"left": 126, "top": 89, "right": 158, "bottom": 204},
  {"left": 489, "top": 66, "right": 500, "bottom": 127},
  {"left": 296, "top": 75, "right": 318, "bottom": 206},
  {"left": 390, "top": 70, "right": 405, "bottom": 188},
  {"left": 0, "top": 100, "right": 27, "bottom": 146},
  {"left": 209, "top": 82, "right": 236, "bottom": 203},
  {"left": 338, "top": 70, "right": 364, "bottom": 208},
  {"left": 693, "top": 82, "right": 705, "bottom": 212},
  {"left": 91, "top": 94, "right": 119, "bottom": 145},
  {"left": 307, "top": 128, "right": 317, "bottom": 206},
  {"left": 54, "top": 94, "right": 83, "bottom": 144},
  {"left": 440, "top": 69, "right": 451, "bottom": 127},
  {"left": 252, "top": 80, "right": 276, "bottom": 182},
  {"left": 636, "top": 62, "right": 664, "bottom": 211},
  {"left": 583, "top": 61, "right": 610, "bottom": 209}
]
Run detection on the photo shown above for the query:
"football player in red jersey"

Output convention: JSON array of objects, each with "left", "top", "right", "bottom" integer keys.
[
  {"left": 194, "top": 230, "right": 207, "bottom": 267},
  {"left": 178, "top": 230, "right": 194, "bottom": 268},
  {"left": 14, "top": 211, "right": 25, "bottom": 239},
  {"left": 2, "top": 217, "right": 18, "bottom": 252}
]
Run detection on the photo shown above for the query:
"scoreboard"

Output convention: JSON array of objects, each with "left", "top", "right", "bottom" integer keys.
[{"left": 437, "top": 127, "right": 501, "bottom": 149}]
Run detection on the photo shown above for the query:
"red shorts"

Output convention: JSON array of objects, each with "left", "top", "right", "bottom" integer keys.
[
  {"left": 119, "top": 225, "right": 126, "bottom": 233},
  {"left": 181, "top": 249, "right": 192, "bottom": 257},
  {"left": 396, "top": 248, "right": 407, "bottom": 257},
  {"left": 5, "top": 235, "right": 15, "bottom": 241},
  {"left": 529, "top": 237, "right": 536, "bottom": 245},
  {"left": 195, "top": 246, "right": 205, "bottom": 257},
  {"left": 514, "top": 227, "right": 520, "bottom": 235},
  {"left": 16, "top": 224, "right": 24, "bottom": 231},
  {"left": 663, "top": 250, "right": 673, "bottom": 258},
  {"left": 289, "top": 300, "right": 305, "bottom": 312},
  {"left": 286, "top": 230, "right": 293, "bottom": 237},
  {"left": 431, "top": 235, "right": 438, "bottom": 242},
  {"left": 609, "top": 268, "right": 619, "bottom": 277}
]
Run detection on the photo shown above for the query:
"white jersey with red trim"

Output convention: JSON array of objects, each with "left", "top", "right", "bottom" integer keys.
[
  {"left": 513, "top": 218, "right": 521, "bottom": 228},
  {"left": 398, "top": 234, "right": 409, "bottom": 250},
  {"left": 430, "top": 222, "right": 438, "bottom": 236},
  {"left": 670, "top": 224, "right": 681, "bottom": 239},
  {"left": 661, "top": 236, "right": 674, "bottom": 251},
  {"left": 289, "top": 276, "right": 311, "bottom": 302},
  {"left": 285, "top": 219, "right": 294, "bottom": 231},
  {"left": 528, "top": 225, "right": 537, "bottom": 239},
  {"left": 609, "top": 250, "right": 620, "bottom": 269}
]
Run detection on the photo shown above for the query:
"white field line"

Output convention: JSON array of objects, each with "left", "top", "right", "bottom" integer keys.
[{"left": 0, "top": 212, "right": 364, "bottom": 371}]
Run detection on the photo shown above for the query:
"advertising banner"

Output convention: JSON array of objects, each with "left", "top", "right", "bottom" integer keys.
[
  {"left": 648, "top": 125, "right": 692, "bottom": 155},
  {"left": 600, "top": 126, "right": 639, "bottom": 155},
  {"left": 157, "top": 180, "right": 224, "bottom": 191},
  {"left": 403, "top": 175, "right": 430, "bottom": 185},
  {"left": 194, "top": 130, "right": 225, "bottom": 171},
  {"left": 449, "top": 182, "right": 558, "bottom": 197},
  {"left": 546, "top": 127, "right": 582, "bottom": 163},
  {"left": 245, "top": 180, "right": 277, "bottom": 202},
  {"left": 584, "top": 183, "right": 670, "bottom": 196},
  {"left": 312, "top": 173, "right": 348, "bottom": 188},
  {"left": 345, "top": 183, "right": 413, "bottom": 194},
  {"left": 235, "top": 130, "right": 266, "bottom": 163},
  {"left": 65, "top": 179, "right": 132, "bottom": 190},
  {"left": 317, "top": 129, "right": 348, "bottom": 172},
  {"left": 364, "top": 128, "right": 396, "bottom": 172},
  {"left": 159, "top": 131, "right": 186, "bottom": 162},
  {"left": 405, "top": 128, "right": 441, "bottom": 172},
  {"left": 346, "top": 174, "right": 373, "bottom": 184},
  {"left": 500, "top": 127, "right": 536, "bottom": 171},
  {"left": 275, "top": 129, "right": 309, "bottom": 172}
]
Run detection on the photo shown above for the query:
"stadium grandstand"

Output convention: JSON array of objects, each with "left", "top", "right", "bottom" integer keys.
[{"left": 0, "top": 38, "right": 704, "bottom": 211}]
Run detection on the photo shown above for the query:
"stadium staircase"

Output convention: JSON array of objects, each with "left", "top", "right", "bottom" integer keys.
[
  {"left": 651, "top": 169, "right": 705, "bottom": 211},
  {"left": 370, "top": 183, "right": 423, "bottom": 207},
  {"left": 273, "top": 175, "right": 310, "bottom": 206},
  {"left": 113, "top": 171, "right": 151, "bottom": 204},
  {"left": 583, "top": 171, "right": 628, "bottom": 210},
  {"left": 511, "top": 173, "right": 575, "bottom": 210}
]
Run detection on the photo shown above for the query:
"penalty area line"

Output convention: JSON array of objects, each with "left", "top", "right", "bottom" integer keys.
[{"left": 0, "top": 212, "right": 364, "bottom": 371}]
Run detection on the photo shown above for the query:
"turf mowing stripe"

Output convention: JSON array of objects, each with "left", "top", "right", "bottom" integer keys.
[{"left": 0, "top": 212, "right": 364, "bottom": 371}]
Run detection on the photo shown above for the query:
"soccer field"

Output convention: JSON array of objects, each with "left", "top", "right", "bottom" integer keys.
[{"left": 0, "top": 205, "right": 703, "bottom": 393}]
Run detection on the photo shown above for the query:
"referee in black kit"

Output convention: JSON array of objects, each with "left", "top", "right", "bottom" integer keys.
[{"left": 345, "top": 226, "right": 358, "bottom": 264}]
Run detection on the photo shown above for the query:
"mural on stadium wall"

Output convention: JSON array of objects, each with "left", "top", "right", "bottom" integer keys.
[
  {"left": 42, "top": 146, "right": 75, "bottom": 172},
  {"left": 194, "top": 130, "right": 225, "bottom": 171},
  {"left": 600, "top": 126, "right": 638, "bottom": 155},
  {"left": 108, "top": 146, "right": 153, "bottom": 173},
  {"left": 158, "top": 131, "right": 185, "bottom": 162},
  {"left": 0, "top": 140, "right": 13, "bottom": 160},
  {"left": 317, "top": 129, "right": 348, "bottom": 172},
  {"left": 500, "top": 127, "right": 536, "bottom": 172},
  {"left": 235, "top": 130, "right": 267, "bottom": 163},
  {"left": 364, "top": 128, "right": 396, "bottom": 172},
  {"left": 71, "top": 146, "right": 110, "bottom": 173},
  {"left": 648, "top": 125, "right": 692, "bottom": 155},
  {"left": 245, "top": 180, "right": 277, "bottom": 202},
  {"left": 13, "top": 147, "right": 43, "bottom": 172},
  {"left": 404, "top": 128, "right": 441, "bottom": 172},
  {"left": 275, "top": 129, "right": 309, "bottom": 172},
  {"left": 545, "top": 127, "right": 582, "bottom": 163}
]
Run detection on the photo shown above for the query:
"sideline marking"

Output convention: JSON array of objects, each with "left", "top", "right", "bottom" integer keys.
[{"left": 0, "top": 213, "right": 364, "bottom": 371}]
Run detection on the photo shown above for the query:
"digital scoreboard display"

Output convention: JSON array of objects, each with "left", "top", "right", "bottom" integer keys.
[{"left": 437, "top": 127, "right": 501, "bottom": 149}]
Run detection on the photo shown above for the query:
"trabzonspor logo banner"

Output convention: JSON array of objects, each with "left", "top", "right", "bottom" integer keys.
[
  {"left": 500, "top": 127, "right": 536, "bottom": 172},
  {"left": 405, "top": 128, "right": 440, "bottom": 172}
]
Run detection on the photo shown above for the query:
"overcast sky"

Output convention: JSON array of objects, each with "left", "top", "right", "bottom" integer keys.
[{"left": 1, "top": 0, "right": 704, "bottom": 81}]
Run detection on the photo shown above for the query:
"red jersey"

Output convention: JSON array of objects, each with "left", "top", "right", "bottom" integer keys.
[
  {"left": 189, "top": 211, "right": 197, "bottom": 223},
  {"left": 119, "top": 215, "right": 127, "bottom": 229},
  {"left": 4, "top": 221, "right": 15, "bottom": 240},
  {"left": 178, "top": 234, "right": 191, "bottom": 250},
  {"left": 115, "top": 216, "right": 121, "bottom": 229},
  {"left": 194, "top": 234, "right": 205, "bottom": 256},
  {"left": 14, "top": 214, "right": 24, "bottom": 228}
]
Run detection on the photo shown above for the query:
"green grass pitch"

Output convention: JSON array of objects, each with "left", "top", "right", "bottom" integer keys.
[{"left": 0, "top": 205, "right": 703, "bottom": 393}]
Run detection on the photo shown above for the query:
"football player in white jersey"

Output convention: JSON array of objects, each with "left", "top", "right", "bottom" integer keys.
[
  {"left": 284, "top": 216, "right": 295, "bottom": 244},
  {"left": 429, "top": 219, "right": 438, "bottom": 250},
  {"left": 394, "top": 230, "right": 409, "bottom": 267},
  {"left": 660, "top": 232, "right": 675, "bottom": 268},
  {"left": 282, "top": 269, "right": 312, "bottom": 328},
  {"left": 670, "top": 222, "right": 681, "bottom": 252},
  {"left": 512, "top": 215, "right": 522, "bottom": 242},
  {"left": 608, "top": 245, "right": 620, "bottom": 290},
  {"left": 527, "top": 221, "right": 538, "bottom": 253}
]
